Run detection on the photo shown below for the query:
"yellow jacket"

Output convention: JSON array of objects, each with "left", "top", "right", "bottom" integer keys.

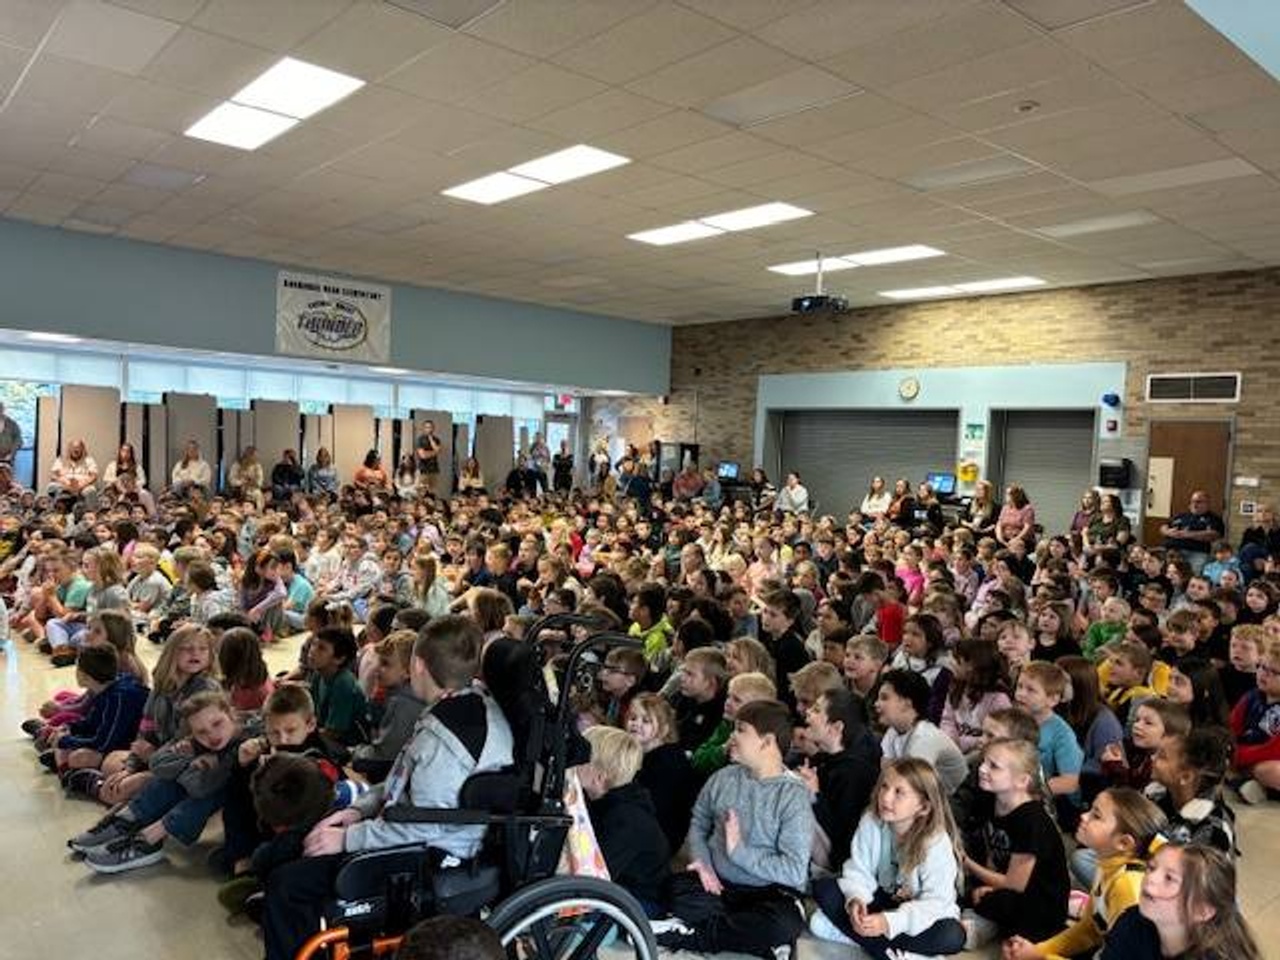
[
  {"left": 1036, "top": 852, "right": 1146, "bottom": 959},
  {"left": 1097, "top": 659, "right": 1170, "bottom": 698}
]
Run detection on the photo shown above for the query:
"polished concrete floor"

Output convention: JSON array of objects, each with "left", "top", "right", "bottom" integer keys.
[{"left": 3, "top": 634, "right": 1277, "bottom": 960}]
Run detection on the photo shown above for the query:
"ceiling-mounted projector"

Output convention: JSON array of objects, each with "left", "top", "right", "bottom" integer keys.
[
  {"left": 789, "top": 252, "right": 847, "bottom": 313},
  {"left": 792, "top": 294, "right": 847, "bottom": 313}
]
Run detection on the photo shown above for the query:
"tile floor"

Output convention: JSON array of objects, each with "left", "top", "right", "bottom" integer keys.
[{"left": 3, "top": 635, "right": 1277, "bottom": 960}]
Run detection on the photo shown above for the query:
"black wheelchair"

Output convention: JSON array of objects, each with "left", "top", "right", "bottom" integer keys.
[{"left": 294, "top": 615, "right": 659, "bottom": 960}]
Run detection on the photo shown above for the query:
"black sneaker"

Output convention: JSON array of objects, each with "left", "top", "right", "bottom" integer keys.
[
  {"left": 69, "top": 814, "right": 136, "bottom": 854},
  {"left": 21, "top": 719, "right": 43, "bottom": 738},
  {"left": 243, "top": 889, "right": 265, "bottom": 925},
  {"left": 38, "top": 749, "right": 59, "bottom": 772},
  {"left": 85, "top": 835, "right": 166, "bottom": 873},
  {"left": 62, "top": 768, "right": 104, "bottom": 800}
]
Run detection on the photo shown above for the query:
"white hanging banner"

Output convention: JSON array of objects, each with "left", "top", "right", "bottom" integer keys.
[{"left": 276, "top": 270, "right": 392, "bottom": 363}]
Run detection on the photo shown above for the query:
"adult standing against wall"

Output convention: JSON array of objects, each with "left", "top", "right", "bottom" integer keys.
[
  {"left": 552, "top": 439, "right": 574, "bottom": 494},
  {"left": 48, "top": 438, "right": 98, "bottom": 501},
  {"left": 528, "top": 433, "right": 551, "bottom": 495},
  {"left": 1161, "top": 490, "right": 1224, "bottom": 574},
  {"left": 995, "top": 483, "right": 1037, "bottom": 548},
  {"left": 414, "top": 420, "right": 442, "bottom": 496},
  {"left": 0, "top": 402, "right": 22, "bottom": 464},
  {"left": 171, "top": 438, "right": 212, "bottom": 498}
]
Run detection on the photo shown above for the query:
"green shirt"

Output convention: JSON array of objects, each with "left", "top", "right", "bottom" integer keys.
[
  {"left": 690, "top": 717, "right": 732, "bottom": 776},
  {"left": 628, "top": 616, "right": 673, "bottom": 664},
  {"left": 59, "top": 574, "right": 92, "bottom": 611},
  {"left": 312, "top": 668, "right": 369, "bottom": 744}
]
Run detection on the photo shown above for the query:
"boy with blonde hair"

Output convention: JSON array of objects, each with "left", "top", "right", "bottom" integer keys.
[{"left": 579, "top": 725, "right": 669, "bottom": 913}]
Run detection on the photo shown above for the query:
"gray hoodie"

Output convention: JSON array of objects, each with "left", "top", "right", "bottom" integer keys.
[
  {"left": 686, "top": 762, "right": 813, "bottom": 890},
  {"left": 353, "top": 683, "right": 428, "bottom": 765},
  {"left": 346, "top": 686, "right": 513, "bottom": 857}
]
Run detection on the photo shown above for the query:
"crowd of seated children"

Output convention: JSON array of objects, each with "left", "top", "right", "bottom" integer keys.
[{"left": 10, "top": 463, "right": 1280, "bottom": 960}]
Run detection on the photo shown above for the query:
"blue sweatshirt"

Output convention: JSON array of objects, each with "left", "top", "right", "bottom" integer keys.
[{"left": 57, "top": 674, "right": 150, "bottom": 753}]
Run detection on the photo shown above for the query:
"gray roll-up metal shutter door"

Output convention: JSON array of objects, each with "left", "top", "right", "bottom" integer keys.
[
  {"left": 780, "top": 410, "right": 958, "bottom": 516},
  {"left": 995, "top": 410, "right": 1096, "bottom": 536}
]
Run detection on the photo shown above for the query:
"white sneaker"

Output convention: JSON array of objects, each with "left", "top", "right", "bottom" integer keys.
[
  {"left": 1240, "top": 779, "right": 1268, "bottom": 805},
  {"left": 649, "top": 917, "right": 693, "bottom": 937},
  {"left": 961, "top": 911, "right": 999, "bottom": 950}
]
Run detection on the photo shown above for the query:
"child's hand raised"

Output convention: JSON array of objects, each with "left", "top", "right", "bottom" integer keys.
[
  {"left": 238, "top": 738, "right": 266, "bottom": 766},
  {"left": 1100, "top": 742, "right": 1126, "bottom": 765},
  {"left": 722, "top": 809, "right": 741, "bottom": 853}
]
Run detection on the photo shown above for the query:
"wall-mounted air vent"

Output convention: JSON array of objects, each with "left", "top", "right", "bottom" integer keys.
[{"left": 1145, "top": 372, "right": 1240, "bottom": 403}]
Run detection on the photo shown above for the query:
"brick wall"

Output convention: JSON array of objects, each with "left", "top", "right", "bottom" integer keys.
[{"left": 587, "top": 267, "right": 1280, "bottom": 529}]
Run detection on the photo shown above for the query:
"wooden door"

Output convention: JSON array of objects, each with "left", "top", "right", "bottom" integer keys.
[{"left": 1142, "top": 420, "right": 1231, "bottom": 544}]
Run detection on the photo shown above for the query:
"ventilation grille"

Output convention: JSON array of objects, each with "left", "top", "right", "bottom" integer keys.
[{"left": 1145, "top": 372, "right": 1240, "bottom": 403}]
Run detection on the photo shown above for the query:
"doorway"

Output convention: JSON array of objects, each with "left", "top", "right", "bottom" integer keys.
[{"left": 1142, "top": 419, "right": 1232, "bottom": 544}]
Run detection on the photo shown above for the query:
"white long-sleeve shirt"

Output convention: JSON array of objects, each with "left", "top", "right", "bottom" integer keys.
[{"left": 836, "top": 814, "right": 961, "bottom": 940}]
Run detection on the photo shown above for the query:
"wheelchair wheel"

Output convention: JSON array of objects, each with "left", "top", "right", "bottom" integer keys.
[{"left": 485, "top": 876, "right": 658, "bottom": 960}]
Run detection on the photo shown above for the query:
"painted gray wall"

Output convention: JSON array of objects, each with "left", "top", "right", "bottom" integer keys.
[{"left": 0, "top": 218, "right": 670, "bottom": 395}]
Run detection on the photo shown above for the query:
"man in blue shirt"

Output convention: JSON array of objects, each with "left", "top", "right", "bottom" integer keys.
[{"left": 1161, "top": 490, "right": 1225, "bottom": 575}]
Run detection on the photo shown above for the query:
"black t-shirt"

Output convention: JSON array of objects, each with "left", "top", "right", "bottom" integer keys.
[
  {"left": 1163, "top": 511, "right": 1224, "bottom": 555},
  {"left": 1099, "top": 906, "right": 1206, "bottom": 960},
  {"left": 980, "top": 799, "right": 1070, "bottom": 939},
  {"left": 415, "top": 433, "right": 440, "bottom": 473}
]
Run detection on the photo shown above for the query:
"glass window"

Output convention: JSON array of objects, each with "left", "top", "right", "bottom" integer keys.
[
  {"left": 348, "top": 378, "right": 393, "bottom": 408},
  {"left": 0, "top": 348, "right": 57, "bottom": 382},
  {"left": 299, "top": 400, "right": 330, "bottom": 416},
  {"left": 127, "top": 359, "right": 182, "bottom": 394},
  {"left": 55, "top": 353, "right": 121, "bottom": 388},
  {"left": 248, "top": 370, "right": 297, "bottom": 401},
  {"left": 297, "top": 374, "right": 348, "bottom": 403},
  {"left": 188, "top": 364, "right": 247, "bottom": 401},
  {"left": 398, "top": 383, "right": 436, "bottom": 412},
  {"left": 512, "top": 394, "right": 544, "bottom": 420},
  {"left": 434, "top": 387, "right": 473, "bottom": 414},
  {"left": 474, "top": 391, "right": 511, "bottom": 416}
]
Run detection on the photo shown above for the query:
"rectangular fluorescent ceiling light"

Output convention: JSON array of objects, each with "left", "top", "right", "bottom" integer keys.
[
  {"left": 627, "top": 221, "right": 725, "bottom": 246},
  {"left": 878, "top": 276, "right": 1046, "bottom": 299},
  {"left": 767, "top": 257, "right": 860, "bottom": 276},
  {"left": 27, "top": 331, "right": 83, "bottom": 343},
  {"left": 442, "top": 171, "right": 549, "bottom": 205},
  {"left": 700, "top": 202, "right": 812, "bottom": 231},
  {"left": 1089, "top": 157, "right": 1260, "bottom": 196},
  {"left": 845, "top": 244, "right": 944, "bottom": 265},
  {"left": 185, "top": 101, "right": 298, "bottom": 150},
  {"left": 954, "top": 276, "right": 1046, "bottom": 292},
  {"left": 232, "top": 57, "right": 365, "bottom": 121},
  {"left": 371, "top": 366, "right": 409, "bottom": 375},
  {"left": 1035, "top": 211, "right": 1161, "bottom": 238},
  {"left": 508, "top": 145, "right": 630, "bottom": 185},
  {"left": 879, "top": 286, "right": 962, "bottom": 300}
]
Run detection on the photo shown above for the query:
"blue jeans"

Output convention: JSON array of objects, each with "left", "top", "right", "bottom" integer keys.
[
  {"left": 46, "top": 617, "right": 87, "bottom": 650},
  {"left": 128, "top": 776, "right": 225, "bottom": 845}
]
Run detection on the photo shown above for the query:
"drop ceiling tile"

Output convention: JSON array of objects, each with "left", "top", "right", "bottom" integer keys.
[
  {"left": 0, "top": 161, "right": 39, "bottom": 191},
  {"left": 883, "top": 38, "right": 1086, "bottom": 111},
  {"left": 142, "top": 27, "right": 276, "bottom": 97},
  {"left": 101, "top": 79, "right": 220, "bottom": 134},
  {"left": 106, "top": 0, "right": 204, "bottom": 21},
  {"left": 1152, "top": 68, "right": 1280, "bottom": 118},
  {"left": 627, "top": 36, "right": 804, "bottom": 109},
  {"left": 854, "top": 141, "right": 1015, "bottom": 182},
  {"left": 6, "top": 190, "right": 81, "bottom": 223},
  {"left": 594, "top": 109, "right": 732, "bottom": 159},
  {"left": 71, "top": 116, "right": 172, "bottom": 158},
  {"left": 458, "top": 61, "right": 607, "bottom": 123},
  {"left": 939, "top": 66, "right": 1131, "bottom": 134},
  {"left": 822, "top": 3, "right": 1044, "bottom": 90},
  {"left": 757, "top": 0, "right": 964, "bottom": 61},
  {"left": 552, "top": 2, "right": 737, "bottom": 85},
  {"left": 611, "top": 174, "right": 727, "bottom": 211},
  {"left": 677, "top": 0, "right": 817, "bottom": 31},
  {"left": 700, "top": 149, "right": 836, "bottom": 189},
  {"left": 193, "top": 0, "right": 350, "bottom": 52},
  {"left": 42, "top": 146, "right": 137, "bottom": 180},
  {"left": 983, "top": 96, "right": 1167, "bottom": 153},
  {"left": 464, "top": 0, "right": 651, "bottom": 56},
  {"left": 0, "top": 0, "right": 63, "bottom": 48},
  {"left": 529, "top": 87, "right": 671, "bottom": 140},
  {"left": 647, "top": 130, "right": 778, "bottom": 174},
  {"left": 1002, "top": 0, "right": 1151, "bottom": 30},
  {"left": 806, "top": 114, "right": 958, "bottom": 164},
  {"left": 380, "top": 101, "right": 508, "bottom": 155},
  {"left": 1057, "top": 1, "right": 1214, "bottom": 65},
  {"left": 383, "top": 34, "right": 534, "bottom": 103},
  {"left": 18, "top": 53, "right": 132, "bottom": 113},
  {"left": 308, "top": 84, "right": 429, "bottom": 140},
  {"left": 46, "top": 0, "right": 180, "bottom": 74},
  {"left": 27, "top": 170, "right": 108, "bottom": 200},
  {"left": 0, "top": 41, "right": 31, "bottom": 98},
  {"left": 292, "top": 1, "right": 452, "bottom": 80},
  {"left": 146, "top": 136, "right": 245, "bottom": 172},
  {"left": 747, "top": 91, "right": 916, "bottom": 146},
  {"left": 91, "top": 181, "right": 168, "bottom": 211}
]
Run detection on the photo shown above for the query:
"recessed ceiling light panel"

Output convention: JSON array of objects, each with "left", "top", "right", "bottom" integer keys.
[
  {"left": 953, "top": 276, "right": 1046, "bottom": 292},
  {"left": 627, "top": 221, "right": 725, "bottom": 246},
  {"left": 184, "top": 102, "right": 298, "bottom": 150},
  {"left": 509, "top": 145, "right": 631, "bottom": 185},
  {"left": 767, "top": 257, "right": 859, "bottom": 276},
  {"left": 845, "top": 244, "right": 944, "bottom": 265},
  {"left": 878, "top": 286, "right": 960, "bottom": 300},
  {"left": 27, "top": 331, "right": 84, "bottom": 343},
  {"left": 700, "top": 202, "right": 813, "bottom": 231},
  {"left": 232, "top": 57, "right": 365, "bottom": 121},
  {"left": 442, "top": 171, "right": 549, "bottom": 205}
]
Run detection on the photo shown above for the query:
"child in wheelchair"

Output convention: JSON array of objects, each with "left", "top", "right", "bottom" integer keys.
[{"left": 261, "top": 615, "right": 514, "bottom": 960}]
